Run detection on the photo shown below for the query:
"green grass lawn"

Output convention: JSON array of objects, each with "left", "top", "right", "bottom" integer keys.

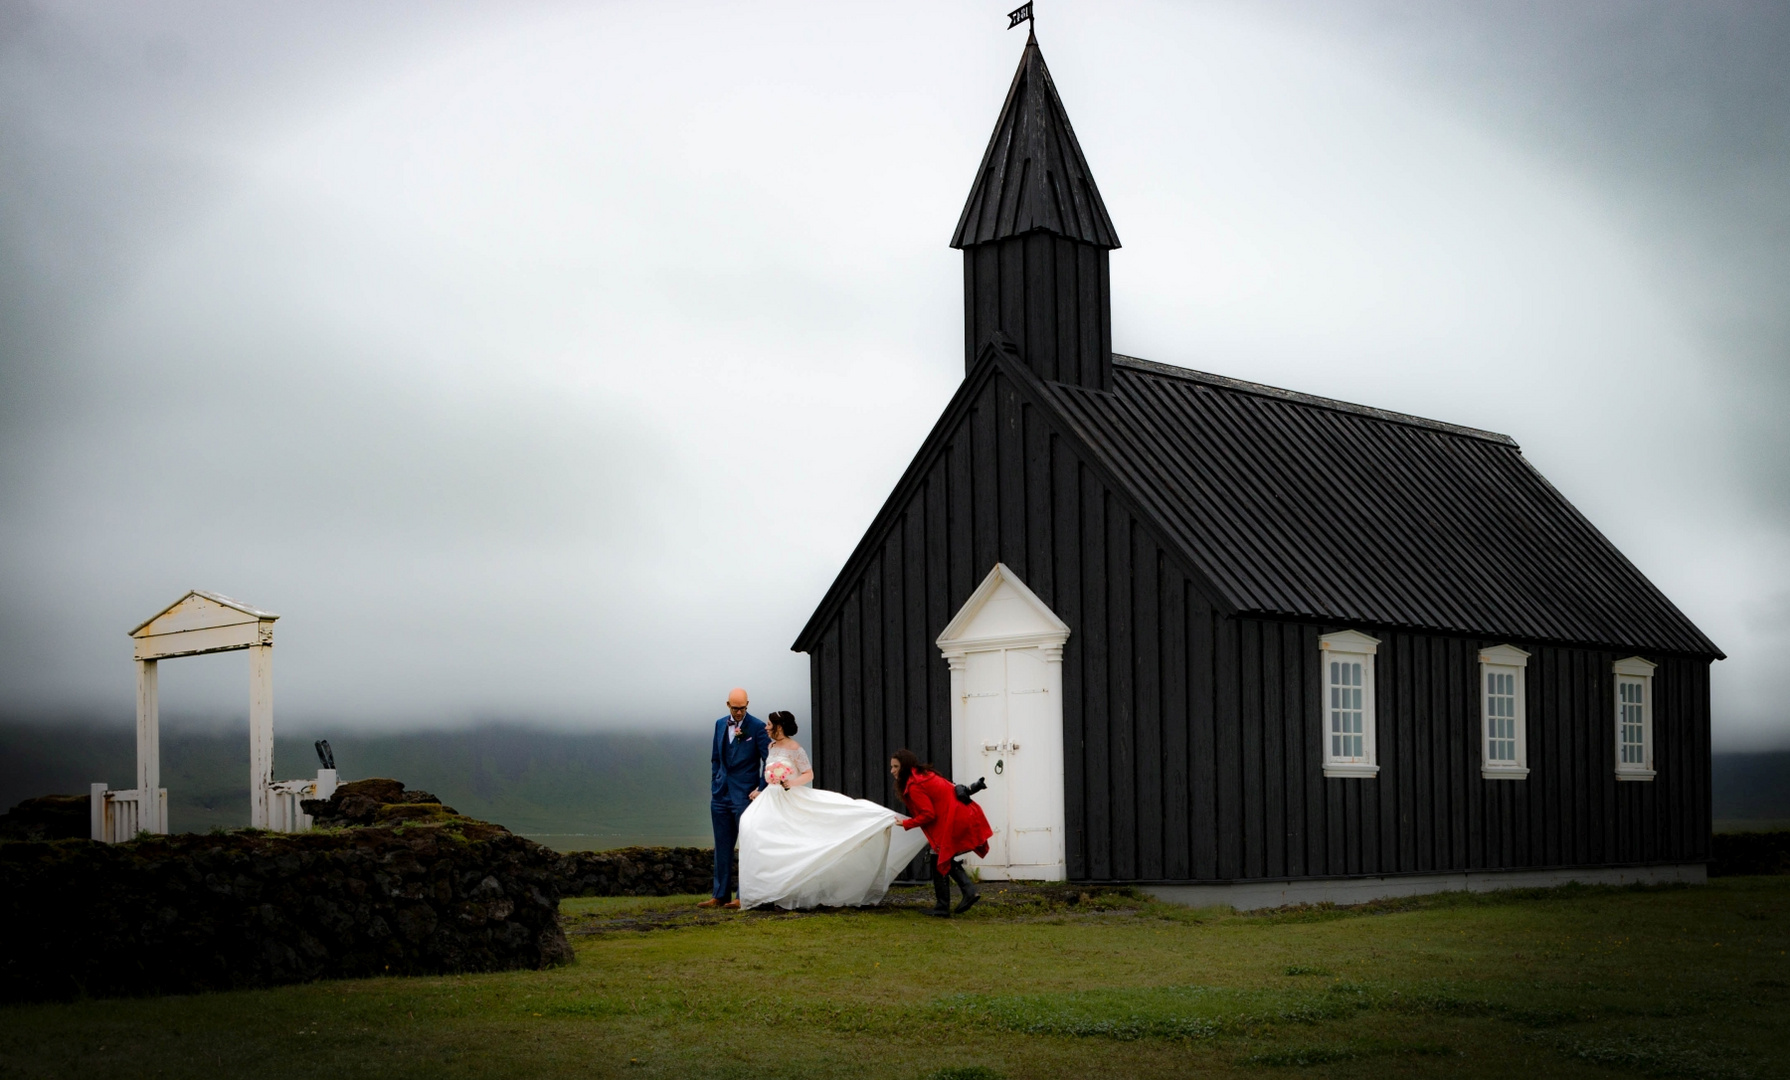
[{"left": 3, "top": 877, "right": 1786, "bottom": 1080}]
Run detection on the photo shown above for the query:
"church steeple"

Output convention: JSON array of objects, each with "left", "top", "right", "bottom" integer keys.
[{"left": 952, "top": 33, "right": 1119, "bottom": 390}]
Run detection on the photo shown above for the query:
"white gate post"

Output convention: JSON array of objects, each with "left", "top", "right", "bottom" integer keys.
[
  {"left": 249, "top": 642, "right": 274, "bottom": 828},
  {"left": 90, "top": 782, "right": 107, "bottom": 841},
  {"left": 135, "top": 658, "right": 163, "bottom": 834}
]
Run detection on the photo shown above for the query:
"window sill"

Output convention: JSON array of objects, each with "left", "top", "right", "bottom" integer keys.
[
  {"left": 1482, "top": 766, "right": 1530, "bottom": 780},
  {"left": 1616, "top": 768, "right": 1656, "bottom": 782},
  {"left": 1323, "top": 763, "right": 1380, "bottom": 779}
]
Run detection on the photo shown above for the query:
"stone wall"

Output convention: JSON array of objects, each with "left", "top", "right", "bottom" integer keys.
[
  {"left": 1710, "top": 830, "right": 1790, "bottom": 876},
  {"left": 555, "top": 846, "right": 712, "bottom": 897},
  {"left": 0, "top": 818, "right": 571, "bottom": 1003}
]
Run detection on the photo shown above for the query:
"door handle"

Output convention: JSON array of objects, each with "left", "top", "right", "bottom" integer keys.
[{"left": 982, "top": 742, "right": 1000, "bottom": 752}]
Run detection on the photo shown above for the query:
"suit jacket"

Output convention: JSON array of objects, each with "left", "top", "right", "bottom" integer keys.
[{"left": 711, "top": 714, "right": 770, "bottom": 810}]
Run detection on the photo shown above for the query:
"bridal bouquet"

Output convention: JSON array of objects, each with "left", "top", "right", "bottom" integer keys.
[{"left": 764, "top": 760, "right": 796, "bottom": 787}]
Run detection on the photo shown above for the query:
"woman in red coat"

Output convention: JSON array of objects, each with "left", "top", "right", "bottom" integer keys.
[{"left": 891, "top": 749, "right": 991, "bottom": 916}]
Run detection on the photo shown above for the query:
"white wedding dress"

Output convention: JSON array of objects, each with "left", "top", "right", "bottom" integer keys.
[{"left": 737, "top": 740, "right": 927, "bottom": 910}]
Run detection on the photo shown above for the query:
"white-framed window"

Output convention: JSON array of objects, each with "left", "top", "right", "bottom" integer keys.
[
  {"left": 1613, "top": 656, "right": 1657, "bottom": 781},
  {"left": 1479, "top": 644, "right": 1530, "bottom": 779},
  {"left": 1320, "top": 629, "right": 1380, "bottom": 778}
]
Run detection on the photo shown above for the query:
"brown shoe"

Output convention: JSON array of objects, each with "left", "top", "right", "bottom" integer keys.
[
  {"left": 697, "top": 898, "right": 722, "bottom": 909},
  {"left": 724, "top": 899, "right": 740, "bottom": 910}
]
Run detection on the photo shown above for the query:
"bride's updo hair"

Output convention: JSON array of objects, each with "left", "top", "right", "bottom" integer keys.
[{"left": 767, "top": 710, "right": 798, "bottom": 737}]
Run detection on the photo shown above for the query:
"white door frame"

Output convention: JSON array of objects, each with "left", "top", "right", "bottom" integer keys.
[{"left": 936, "top": 563, "right": 1070, "bottom": 881}]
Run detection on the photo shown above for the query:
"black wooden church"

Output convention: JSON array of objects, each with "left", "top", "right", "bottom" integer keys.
[{"left": 791, "top": 33, "right": 1722, "bottom": 903}]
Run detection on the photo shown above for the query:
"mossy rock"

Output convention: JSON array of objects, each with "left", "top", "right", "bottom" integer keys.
[{"left": 303, "top": 778, "right": 454, "bottom": 829}]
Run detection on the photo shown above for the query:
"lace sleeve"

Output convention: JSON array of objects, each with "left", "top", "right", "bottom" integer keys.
[{"left": 796, "top": 743, "right": 812, "bottom": 775}]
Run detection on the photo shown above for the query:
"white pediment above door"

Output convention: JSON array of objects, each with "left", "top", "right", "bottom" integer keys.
[{"left": 936, "top": 563, "right": 1070, "bottom": 659}]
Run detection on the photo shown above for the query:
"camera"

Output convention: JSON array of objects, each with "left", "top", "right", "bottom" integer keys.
[{"left": 954, "top": 776, "right": 987, "bottom": 805}]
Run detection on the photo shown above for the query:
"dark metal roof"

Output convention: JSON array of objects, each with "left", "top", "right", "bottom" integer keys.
[
  {"left": 1041, "top": 356, "right": 1722, "bottom": 657},
  {"left": 950, "top": 33, "right": 1120, "bottom": 251}
]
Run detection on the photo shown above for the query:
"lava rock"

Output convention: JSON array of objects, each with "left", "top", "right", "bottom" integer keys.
[
  {"left": 553, "top": 846, "right": 713, "bottom": 897},
  {"left": 0, "top": 817, "right": 571, "bottom": 1003},
  {"left": 301, "top": 778, "right": 456, "bottom": 828},
  {"left": 0, "top": 795, "right": 90, "bottom": 842}
]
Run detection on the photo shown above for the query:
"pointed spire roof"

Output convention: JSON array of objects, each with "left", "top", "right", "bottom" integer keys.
[{"left": 951, "top": 32, "right": 1120, "bottom": 250}]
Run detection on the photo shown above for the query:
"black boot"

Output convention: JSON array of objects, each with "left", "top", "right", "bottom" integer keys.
[
  {"left": 949, "top": 860, "right": 980, "bottom": 914},
  {"left": 927, "top": 861, "right": 952, "bottom": 917}
]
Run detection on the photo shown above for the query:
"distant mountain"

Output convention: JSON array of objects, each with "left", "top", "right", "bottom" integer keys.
[
  {"left": 0, "top": 720, "right": 714, "bottom": 850},
  {"left": 1713, "top": 751, "right": 1790, "bottom": 828},
  {"left": 4, "top": 721, "right": 1785, "bottom": 848}
]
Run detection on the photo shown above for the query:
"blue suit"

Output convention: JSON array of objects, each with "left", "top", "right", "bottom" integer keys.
[{"left": 710, "top": 713, "right": 769, "bottom": 900}]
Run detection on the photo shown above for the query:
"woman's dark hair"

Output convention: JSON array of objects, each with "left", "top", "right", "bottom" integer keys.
[
  {"left": 893, "top": 748, "right": 933, "bottom": 797},
  {"left": 767, "top": 710, "right": 798, "bottom": 737}
]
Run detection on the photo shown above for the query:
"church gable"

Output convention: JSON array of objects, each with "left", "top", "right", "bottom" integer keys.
[{"left": 792, "top": 342, "right": 1218, "bottom": 659}]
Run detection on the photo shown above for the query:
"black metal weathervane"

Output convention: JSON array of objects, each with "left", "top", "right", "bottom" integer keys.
[{"left": 1007, "top": 2, "right": 1034, "bottom": 34}]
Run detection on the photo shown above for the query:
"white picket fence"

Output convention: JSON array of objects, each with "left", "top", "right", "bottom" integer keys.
[
  {"left": 268, "top": 769, "right": 339, "bottom": 833},
  {"left": 89, "top": 784, "right": 167, "bottom": 844},
  {"left": 89, "top": 769, "right": 337, "bottom": 842}
]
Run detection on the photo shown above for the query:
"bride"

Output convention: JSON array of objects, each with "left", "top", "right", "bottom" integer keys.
[{"left": 737, "top": 711, "right": 926, "bottom": 910}]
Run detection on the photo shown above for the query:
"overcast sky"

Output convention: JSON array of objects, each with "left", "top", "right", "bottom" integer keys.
[{"left": 1, "top": 1, "right": 1785, "bottom": 749}]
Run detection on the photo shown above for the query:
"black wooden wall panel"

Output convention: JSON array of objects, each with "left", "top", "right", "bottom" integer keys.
[
  {"left": 1241, "top": 622, "right": 1264, "bottom": 878},
  {"left": 840, "top": 592, "right": 863, "bottom": 797},
  {"left": 1301, "top": 624, "right": 1324, "bottom": 875},
  {"left": 1189, "top": 594, "right": 1218, "bottom": 879},
  {"left": 1135, "top": 535, "right": 1163, "bottom": 880},
  {"left": 904, "top": 509, "right": 928, "bottom": 762},
  {"left": 1109, "top": 501, "right": 1137, "bottom": 880},
  {"left": 1081, "top": 474, "right": 1111, "bottom": 878},
  {"left": 1162, "top": 567, "right": 1190, "bottom": 880},
  {"left": 1216, "top": 617, "right": 1243, "bottom": 879},
  {"left": 862, "top": 549, "right": 884, "bottom": 808}
]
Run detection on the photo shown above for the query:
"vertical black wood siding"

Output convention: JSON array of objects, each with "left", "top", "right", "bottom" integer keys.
[
  {"left": 1187, "top": 620, "right": 1711, "bottom": 879},
  {"left": 963, "top": 236, "right": 1112, "bottom": 391},
  {"left": 805, "top": 374, "right": 1713, "bottom": 881}
]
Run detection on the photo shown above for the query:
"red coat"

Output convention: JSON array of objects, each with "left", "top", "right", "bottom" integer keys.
[{"left": 900, "top": 769, "right": 992, "bottom": 874}]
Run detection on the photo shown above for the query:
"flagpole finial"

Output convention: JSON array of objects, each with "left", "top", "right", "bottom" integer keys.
[{"left": 1007, "top": 3, "right": 1035, "bottom": 36}]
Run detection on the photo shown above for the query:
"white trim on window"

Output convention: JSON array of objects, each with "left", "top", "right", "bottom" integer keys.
[
  {"left": 1321, "top": 630, "right": 1380, "bottom": 778},
  {"left": 1479, "top": 644, "right": 1530, "bottom": 780},
  {"left": 1613, "top": 656, "right": 1656, "bottom": 781}
]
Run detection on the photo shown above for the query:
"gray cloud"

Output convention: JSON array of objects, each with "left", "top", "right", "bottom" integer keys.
[{"left": 1, "top": 1, "right": 1784, "bottom": 749}]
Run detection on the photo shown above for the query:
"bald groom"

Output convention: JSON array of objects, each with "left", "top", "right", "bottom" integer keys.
[{"left": 700, "top": 687, "right": 769, "bottom": 909}]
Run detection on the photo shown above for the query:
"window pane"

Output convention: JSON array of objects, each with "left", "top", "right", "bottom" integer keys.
[
  {"left": 1618, "top": 677, "right": 1646, "bottom": 766},
  {"left": 1329, "top": 658, "right": 1367, "bottom": 763},
  {"left": 1485, "top": 665, "right": 1519, "bottom": 763}
]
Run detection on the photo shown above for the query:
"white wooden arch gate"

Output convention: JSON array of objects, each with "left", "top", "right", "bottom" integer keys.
[{"left": 92, "top": 590, "right": 335, "bottom": 842}]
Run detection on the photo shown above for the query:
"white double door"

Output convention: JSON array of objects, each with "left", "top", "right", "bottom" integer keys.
[{"left": 956, "top": 645, "right": 1065, "bottom": 880}]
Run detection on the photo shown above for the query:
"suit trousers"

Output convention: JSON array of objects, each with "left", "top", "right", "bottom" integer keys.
[{"left": 710, "top": 802, "right": 746, "bottom": 901}]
